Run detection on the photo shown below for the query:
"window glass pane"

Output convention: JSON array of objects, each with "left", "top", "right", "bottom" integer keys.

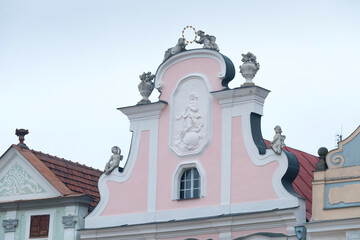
[
  {"left": 185, "top": 189, "right": 191, "bottom": 199},
  {"left": 193, "top": 169, "right": 199, "bottom": 178},
  {"left": 185, "top": 170, "right": 191, "bottom": 180},
  {"left": 178, "top": 167, "right": 201, "bottom": 200},
  {"left": 193, "top": 179, "right": 199, "bottom": 188},
  {"left": 180, "top": 190, "right": 184, "bottom": 199},
  {"left": 193, "top": 189, "right": 200, "bottom": 198},
  {"left": 180, "top": 180, "right": 184, "bottom": 189},
  {"left": 185, "top": 180, "right": 191, "bottom": 189},
  {"left": 181, "top": 172, "right": 185, "bottom": 181}
]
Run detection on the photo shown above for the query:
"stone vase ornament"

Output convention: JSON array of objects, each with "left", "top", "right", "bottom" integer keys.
[
  {"left": 239, "top": 52, "right": 260, "bottom": 86},
  {"left": 137, "top": 72, "right": 155, "bottom": 105}
]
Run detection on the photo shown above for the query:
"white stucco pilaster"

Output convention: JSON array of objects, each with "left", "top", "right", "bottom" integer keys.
[
  {"left": 120, "top": 102, "right": 167, "bottom": 213},
  {"left": 4, "top": 210, "right": 17, "bottom": 240},
  {"left": 63, "top": 206, "right": 76, "bottom": 240}
]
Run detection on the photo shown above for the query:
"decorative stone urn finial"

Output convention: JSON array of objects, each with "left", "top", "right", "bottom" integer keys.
[
  {"left": 270, "top": 125, "right": 286, "bottom": 155},
  {"left": 15, "top": 128, "right": 29, "bottom": 149},
  {"left": 137, "top": 72, "right": 155, "bottom": 105},
  {"left": 239, "top": 52, "right": 260, "bottom": 86}
]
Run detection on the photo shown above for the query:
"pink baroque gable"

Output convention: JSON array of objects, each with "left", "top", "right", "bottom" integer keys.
[{"left": 83, "top": 49, "right": 305, "bottom": 239}]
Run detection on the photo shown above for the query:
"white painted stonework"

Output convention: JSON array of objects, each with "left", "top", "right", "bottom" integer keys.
[
  {"left": 0, "top": 148, "right": 61, "bottom": 202},
  {"left": 170, "top": 74, "right": 212, "bottom": 157},
  {"left": 81, "top": 49, "right": 306, "bottom": 239}
]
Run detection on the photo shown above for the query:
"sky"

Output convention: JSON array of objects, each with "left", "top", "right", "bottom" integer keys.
[{"left": 1, "top": 0, "right": 359, "bottom": 170}]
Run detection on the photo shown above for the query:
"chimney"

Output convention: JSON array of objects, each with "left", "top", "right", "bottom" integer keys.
[{"left": 15, "top": 128, "right": 29, "bottom": 149}]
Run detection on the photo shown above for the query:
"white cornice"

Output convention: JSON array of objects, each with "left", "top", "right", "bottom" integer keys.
[
  {"left": 211, "top": 86, "right": 270, "bottom": 109},
  {"left": 306, "top": 217, "right": 360, "bottom": 233},
  {"left": 118, "top": 101, "right": 167, "bottom": 121},
  {"left": 80, "top": 208, "right": 300, "bottom": 239}
]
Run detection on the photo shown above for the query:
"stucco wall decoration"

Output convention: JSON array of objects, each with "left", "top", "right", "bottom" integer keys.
[
  {"left": 0, "top": 163, "right": 45, "bottom": 196},
  {"left": 323, "top": 125, "right": 360, "bottom": 209},
  {"left": 170, "top": 74, "right": 212, "bottom": 157},
  {"left": 81, "top": 32, "right": 309, "bottom": 240},
  {"left": 326, "top": 125, "right": 360, "bottom": 168},
  {"left": 311, "top": 125, "right": 360, "bottom": 224}
]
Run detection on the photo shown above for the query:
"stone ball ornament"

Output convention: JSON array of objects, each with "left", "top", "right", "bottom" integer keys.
[{"left": 318, "top": 147, "right": 328, "bottom": 157}]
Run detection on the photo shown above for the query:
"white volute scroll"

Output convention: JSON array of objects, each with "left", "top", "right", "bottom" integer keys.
[{"left": 170, "top": 73, "right": 212, "bottom": 157}]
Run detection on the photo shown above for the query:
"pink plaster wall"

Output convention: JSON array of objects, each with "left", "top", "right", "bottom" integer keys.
[
  {"left": 101, "top": 130, "right": 150, "bottom": 215},
  {"left": 231, "top": 116, "right": 279, "bottom": 203},
  {"left": 156, "top": 58, "right": 223, "bottom": 210},
  {"left": 232, "top": 227, "right": 288, "bottom": 239}
]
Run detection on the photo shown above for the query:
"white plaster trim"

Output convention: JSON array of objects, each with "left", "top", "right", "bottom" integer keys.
[
  {"left": 80, "top": 207, "right": 300, "bottom": 239},
  {"left": 169, "top": 73, "right": 213, "bottom": 158},
  {"left": 326, "top": 125, "right": 360, "bottom": 169},
  {"left": 4, "top": 210, "right": 17, "bottom": 240},
  {"left": 220, "top": 106, "right": 232, "bottom": 206},
  {"left": 171, "top": 160, "right": 206, "bottom": 200},
  {"left": 211, "top": 87, "right": 303, "bottom": 220},
  {"left": 241, "top": 114, "right": 298, "bottom": 201},
  {"left": 25, "top": 209, "right": 55, "bottom": 240},
  {"left": 86, "top": 102, "right": 166, "bottom": 221},
  {"left": 155, "top": 49, "right": 227, "bottom": 90},
  {"left": 84, "top": 198, "right": 302, "bottom": 229},
  {"left": 5, "top": 210, "right": 17, "bottom": 219},
  {"left": 0, "top": 147, "right": 61, "bottom": 202},
  {"left": 307, "top": 218, "right": 360, "bottom": 238}
]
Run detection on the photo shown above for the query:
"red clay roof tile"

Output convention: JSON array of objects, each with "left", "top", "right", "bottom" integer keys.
[
  {"left": 264, "top": 140, "right": 318, "bottom": 221},
  {"left": 30, "top": 149, "right": 103, "bottom": 212}
]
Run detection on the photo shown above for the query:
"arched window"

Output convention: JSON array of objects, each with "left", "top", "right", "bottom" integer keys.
[
  {"left": 172, "top": 160, "right": 206, "bottom": 200},
  {"left": 179, "top": 168, "right": 200, "bottom": 199}
]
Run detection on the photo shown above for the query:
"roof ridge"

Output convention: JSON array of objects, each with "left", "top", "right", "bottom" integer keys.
[{"left": 30, "top": 149, "right": 103, "bottom": 173}]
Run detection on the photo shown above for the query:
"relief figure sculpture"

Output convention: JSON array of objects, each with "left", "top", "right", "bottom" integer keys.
[{"left": 175, "top": 93, "right": 205, "bottom": 152}]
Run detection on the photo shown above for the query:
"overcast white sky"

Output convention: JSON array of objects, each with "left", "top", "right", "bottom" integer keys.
[{"left": 1, "top": 0, "right": 359, "bottom": 170}]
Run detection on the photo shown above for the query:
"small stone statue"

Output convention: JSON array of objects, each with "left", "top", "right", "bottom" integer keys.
[
  {"left": 104, "top": 146, "right": 123, "bottom": 175},
  {"left": 164, "top": 38, "right": 187, "bottom": 61},
  {"left": 239, "top": 52, "right": 260, "bottom": 86},
  {"left": 137, "top": 72, "right": 155, "bottom": 105},
  {"left": 270, "top": 125, "right": 286, "bottom": 155},
  {"left": 196, "top": 30, "right": 219, "bottom": 51}
]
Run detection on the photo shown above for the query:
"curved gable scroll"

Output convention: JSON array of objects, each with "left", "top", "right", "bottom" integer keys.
[{"left": 155, "top": 49, "right": 235, "bottom": 91}]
